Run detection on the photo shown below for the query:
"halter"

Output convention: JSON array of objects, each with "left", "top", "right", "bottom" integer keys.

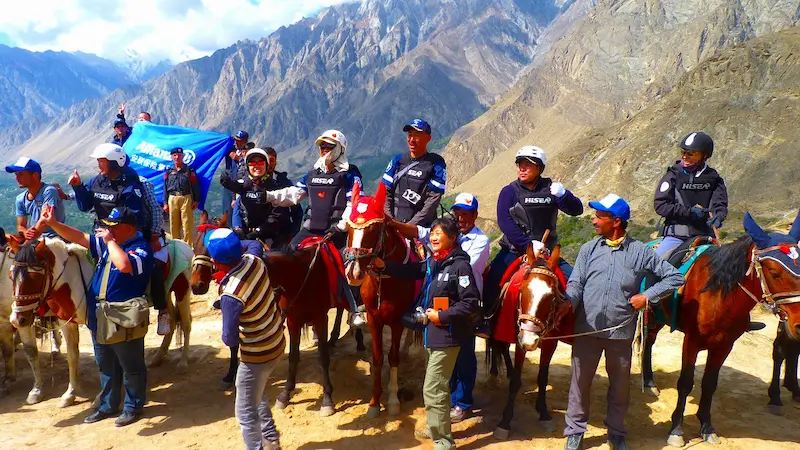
[
  {"left": 738, "top": 244, "right": 800, "bottom": 319},
  {"left": 343, "top": 218, "right": 404, "bottom": 308},
  {"left": 192, "top": 254, "right": 215, "bottom": 272},
  {"left": 11, "top": 250, "right": 80, "bottom": 324},
  {"left": 516, "top": 265, "right": 565, "bottom": 338}
]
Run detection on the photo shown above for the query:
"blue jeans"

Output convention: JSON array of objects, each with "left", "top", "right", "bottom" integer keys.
[
  {"left": 655, "top": 236, "right": 684, "bottom": 258},
  {"left": 92, "top": 334, "right": 147, "bottom": 413},
  {"left": 450, "top": 336, "right": 477, "bottom": 410},
  {"left": 235, "top": 358, "right": 282, "bottom": 449}
]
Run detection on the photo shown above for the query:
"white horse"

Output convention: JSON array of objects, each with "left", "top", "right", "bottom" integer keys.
[{"left": 10, "top": 238, "right": 92, "bottom": 406}]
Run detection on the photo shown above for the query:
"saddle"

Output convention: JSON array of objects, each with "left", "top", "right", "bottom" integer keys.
[
  {"left": 298, "top": 237, "right": 352, "bottom": 310},
  {"left": 657, "top": 236, "right": 718, "bottom": 268}
]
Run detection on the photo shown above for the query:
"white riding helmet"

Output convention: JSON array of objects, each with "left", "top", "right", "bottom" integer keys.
[
  {"left": 245, "top": 148, "right": 269, "bottom": 161},
  {"left": 315, "top": 130, "right": 348, "bottom": 151},
  {"left": 89, "top": 143, "right": 127, "bottom": 167},
  {"left": 515, "top": 145, "right": 547, "bottom": 167}
]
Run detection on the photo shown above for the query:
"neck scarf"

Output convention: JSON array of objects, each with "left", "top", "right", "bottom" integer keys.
[
  {"left": 433, "top": 246, "right": 454, "bottom": 261},
  {"left": 605, "top": 234, "right": 626, "bottom": 248},
  {"left": 313, "top": 142, "right": 350, "bottom": 173}
]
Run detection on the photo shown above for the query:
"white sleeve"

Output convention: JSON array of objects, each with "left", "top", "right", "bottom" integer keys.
[
  {"left": 335, "top": 201, "right": 351, "bottom": 231},
  {"left": 265, "top": 186, "right": 308, "bottom": 206}
]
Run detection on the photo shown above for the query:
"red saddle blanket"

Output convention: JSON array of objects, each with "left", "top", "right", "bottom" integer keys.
[
  {"left": 493, "top": 258, "right": 567, "bottom": 344},
  {"left": 299, "top": 237, "right": 350, "bottom": 310}
]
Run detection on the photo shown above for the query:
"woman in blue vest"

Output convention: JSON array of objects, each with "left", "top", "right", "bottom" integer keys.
[{"left": 256, "top": 129, "right": 366, "bottom": 327}]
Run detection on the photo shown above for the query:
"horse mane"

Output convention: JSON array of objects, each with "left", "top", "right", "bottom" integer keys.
[
  {"left": 14, "top": 241, "right": 38, "bottom": 265},
  {"left": 702, "top": 236, "right": 753, "bottom": 296}
]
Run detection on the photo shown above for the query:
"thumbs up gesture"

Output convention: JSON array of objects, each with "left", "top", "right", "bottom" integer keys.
[{"left": 68, "top": 170, "right": 81, "bottom": 187}]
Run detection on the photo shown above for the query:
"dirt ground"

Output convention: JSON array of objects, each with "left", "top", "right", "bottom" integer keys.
[{"left": 1, "top": 292, "right": 798, "bottom": 450}]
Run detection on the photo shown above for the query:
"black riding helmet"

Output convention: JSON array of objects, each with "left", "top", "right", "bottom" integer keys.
[{"left": 680, "top": 132, "right": 714, "bottom": 159}]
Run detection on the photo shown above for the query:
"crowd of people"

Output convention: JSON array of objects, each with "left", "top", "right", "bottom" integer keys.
[{"left": 5, "top": 103, "right": 738, "bottom": 450}]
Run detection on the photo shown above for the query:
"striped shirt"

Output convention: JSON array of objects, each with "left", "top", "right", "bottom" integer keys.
[{"left": 221, "top": 254, "right": 285, "bottom": 363}]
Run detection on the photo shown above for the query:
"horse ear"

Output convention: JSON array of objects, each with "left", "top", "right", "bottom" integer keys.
[
  {"left": 789, "top": 208, "right": 800, "bottom": 242},
  {"left": 34, "top": 240, "right": 55, "bottom": 267},
  {"left": 351, "top": 180, "right": 361, "bottom": 208},
  {"left": 548, "top": 245, "right": 561, "bottom": 271},
  {"left": 200, "top": 210, "right": 209, "bottom": 225},
  {"left": 744, "top": 212, "right": 770, "bottom": 248},
  {"left": 219, "top": 212, "right": 229, "bottom": 228},
  {"left": 525, "top": 241, "right": 535, "bottom": 263},
  {"left": 372, "top": 181, "right": 387, "bottom": 211}
]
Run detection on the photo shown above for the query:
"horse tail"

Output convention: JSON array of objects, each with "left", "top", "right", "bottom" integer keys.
[{"left": 484, "top": 337, "right": 493, "bottom": 374}]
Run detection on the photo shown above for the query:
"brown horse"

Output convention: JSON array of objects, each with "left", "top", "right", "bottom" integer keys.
[
  {"left": 343, "top": 182, "right": 416, "bottom": 418},
  {"left": 643, "top": 213, "right": 800, "bottom": 447},
  {"left": 488, "top": 243, "right": 574, "bottom": 439}
]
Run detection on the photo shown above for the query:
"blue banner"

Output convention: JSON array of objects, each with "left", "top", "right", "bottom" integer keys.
[{"left": 123, "top": 122, "right": 232, "bottom": 210}]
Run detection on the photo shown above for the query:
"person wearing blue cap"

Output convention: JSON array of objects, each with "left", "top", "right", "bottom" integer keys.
[
  {"left": 382, "top": 118, "right": 447, "bottom": 228},
  {"left": 220, "top": 130, "right": 251, "bottom": 221},
  {"left": 563, "top": 194, "right": 683, "bottom": 450},
  {"left": 5, "top": 157, "right": 66, "bottom": 240},
  {"left": 39, "top": 203, "right": 152, "bottom": 427},
  {"left": 112, "top": 104, "right": 132, "bottom": 146},
  {"left": 205, "top": 228, "right": 285, "bottom": 450}
]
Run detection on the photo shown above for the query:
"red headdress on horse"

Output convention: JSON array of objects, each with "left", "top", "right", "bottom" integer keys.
[{"left": 348, "top": 182, "right": 387, "bottom": 229}]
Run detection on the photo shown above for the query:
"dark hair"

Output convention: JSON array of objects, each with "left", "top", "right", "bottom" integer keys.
[
  {"left": 618, "top": 219, "right": 628, "bottom": 230},
  {"left": 264, "top": 147, "right": 277, "bottom": 157},
  {"left": 430, "top": 218, "right": 459, "bottom": 240},
  {"left": 245, "top": 142, "right": 256, "bottom": 150}
]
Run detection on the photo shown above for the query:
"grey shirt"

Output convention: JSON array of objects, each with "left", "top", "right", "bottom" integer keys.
[{"left": 566, "top": 236, "right": 684, "bottom": 340}]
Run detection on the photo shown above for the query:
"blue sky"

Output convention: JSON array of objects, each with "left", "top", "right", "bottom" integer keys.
[{"left": 0, "top": 0, "right": 351, "bottom": 63}]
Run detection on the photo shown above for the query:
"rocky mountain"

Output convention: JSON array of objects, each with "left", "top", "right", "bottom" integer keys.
[
  {"left": 443, "top": 0, "right": 800, "bottom": 219},
  {"left": 0, "top": 45, "right": 135, "bottom": 147},
  {"left": 121, "top": 49, "right": 173, "bottom": 83},
  {"left": 5, "top": 0, "right": 588, "bottom": 182}
]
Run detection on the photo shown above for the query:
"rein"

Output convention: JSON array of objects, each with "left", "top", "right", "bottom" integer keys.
[
  {"left": 343, "top": 219, "right": 403, "bottom": 308},
  {"left": 280, "top": 237, "right": 326, "bottom": 318},
  {"left": 738, "top": 245, "right": 800, "bottom": 319}
]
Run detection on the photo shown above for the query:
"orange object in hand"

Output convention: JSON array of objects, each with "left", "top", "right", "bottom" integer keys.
[{"left": 432, "top": 296, "right": 449, "bottom": 326}]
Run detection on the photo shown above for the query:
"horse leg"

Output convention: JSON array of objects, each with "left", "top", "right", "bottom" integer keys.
[
  {"left": 366, "top": 315, "right": 384, "bottom": 419},
  {"left": 783, "top": 342, "right": 800, "bottom": 402},
  {"left": 177, "top": 285, "right": 192, "bottom": 371},
  {"left": 643, "top": 324, "right": 662, "bottom": 396},
  {"left": 696, "top": 344, "right": 734, "bottom": 444},
  {"left": 355, "top": 328, "right": 366, "bottom": 352},
  {"left": 400, "top": 327, "right": 414, "bottom": 358},
  {"left": 488, "top": 338, "right": 499, "bottom": 377},
  {"left": 328, "top": 308, "right": 344, "bottom": 348},
  {"left": 767, "top": 335, "right": 786, "bottom": 415},
  {"left": 494, "top": 346, "right": 526, "bottom": 440},
  {"left": 315, "top": 317, "right": 335, "bottom": 417},
  {"left": 0, "top": 319, "right": 15, "bottom": 397},
  {"left": 536, "top": 340, "right": 557, "bottom": 431},
  {"left": 149, "top": 299, "right": 176, "bottom": 368},
  {"left": 18, "top": 326, "right": 43, "bottom": 404},
  {"left": 276, "top": 323, "right": 300, "bottom": 410},
  {"left": 220, "top": 345, "right": 239, "bottom": 391},
  {"left": 386, "top": 323, "right": 403, "bottom": 416},
  {"left": 501, "top": 342, "right": 513, "bottom": 379},
  {"left": 667, "top": 338, "right": 699, "bottom": 447},
  {"left": 58, "top": 321, "right": 80, "bottom": 407}
]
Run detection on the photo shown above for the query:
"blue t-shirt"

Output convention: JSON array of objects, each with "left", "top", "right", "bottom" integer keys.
[
  {"left": 14, "top": 184, "right": 65, "bottom": 237},
  {"left": 87, "top": 232, "right": 152, "bottom": 332}
]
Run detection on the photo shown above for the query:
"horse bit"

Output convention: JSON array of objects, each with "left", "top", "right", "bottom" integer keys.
[{"left": 738, "top": 244, "right": 800, "bottom": 320}]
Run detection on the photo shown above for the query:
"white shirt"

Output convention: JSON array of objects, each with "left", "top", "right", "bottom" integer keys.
[{"left": 417, "top": 224, "right": 491, "bottom": 292}]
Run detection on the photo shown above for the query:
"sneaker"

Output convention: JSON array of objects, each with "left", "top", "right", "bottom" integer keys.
[
  {"left": 157, "top": 311, "right": 171, "bottom": 336},
  {"left": 450, "top": 405, "right": 469, "bottom": 423},
  {"left": 475, "top": 320, "right": 491, "bottom": 339},
  {"left": 608, "top": 434, "right": 629, "bottom": 450},
  {"left": 115, "top": 410, "right": 142, "bottom": 427},
  {"left": 349, "top": 312, "right": 367, "bottom": 328},
  {"left": 414, "top": 428, "right": 431, "bottom": 440},
  {"left": 565, "top": 433, "right": 584, "bottom": 450},
  {"left": 263, "top": 439, "right": 281, "bottom": 450}
]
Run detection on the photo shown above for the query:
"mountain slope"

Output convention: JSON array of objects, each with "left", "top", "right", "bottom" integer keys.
[
  {"left": 7, "top": 0, "right": 589, "bottom": 181},
  {"left": 443, "top": 0, "right": 800, "bottom": 213}
]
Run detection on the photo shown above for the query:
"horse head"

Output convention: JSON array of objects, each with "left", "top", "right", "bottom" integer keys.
[
  {"left": 344, "top": 182, "right": 389, "bottom": 286},
  {"left": 190, "top": 212, "right": 228, "bottom": 294},
  {"left": 744, "top": 212, "right": 800, "bottom": 339},
  {"left": 517, "top": 243, "right": 569, "bottom": 351},
  {"left": 10, "top": 240, "right": 55, "bottom": 329}
]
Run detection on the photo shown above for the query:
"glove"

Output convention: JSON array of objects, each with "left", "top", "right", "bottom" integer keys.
[
  {"left": 219, "top": 170, "right": 232, "bottom": 186},
  {"left": 689, "top": 206, "right": 708, "bottom": 220},
  {"left": 706, "top": 215, "right": 723, "bottom": 229},
  {"left": 530, "top": 240, "right": 545, "bottom": 255},
  {"left": 245, "top": 230, "right": 261, "bottom": 240},
  {"left": 549, "top": 182, "right": 566, "bottom": 198}
]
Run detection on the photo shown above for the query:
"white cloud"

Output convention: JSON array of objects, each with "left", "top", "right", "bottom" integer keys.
[{"left": 0, "top": 0, "right": 353, "bottom": 63}]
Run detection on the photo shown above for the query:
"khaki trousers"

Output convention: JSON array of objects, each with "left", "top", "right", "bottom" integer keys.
[
  {"left": 168, "top": 194, "right": 194, "bottom": 249},
  {"left": 424, "top": 346, "right": 461, "bottom": 449}
]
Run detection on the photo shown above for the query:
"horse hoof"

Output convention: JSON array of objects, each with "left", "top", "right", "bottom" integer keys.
[
  {"left": 320, "top": 406, "right": 335, "bottom": 417},
  {"left": 702, "top": 433, "right": 720, "bottom": 444},
  {"left": 387, "top": 403, "right": 400, "bottom": 416},
  {"left": 218, "top": 381, "right": 234, "bottom": 391},
  {"left": 539, "top": 420, "right": 555, "bottom": 432},
  {"left": 366, "top": 406, "right": 381, "bottom": 419},
  {"left": 26, "top": 392, "right": 42, "bottom": 405},
  {"left": 147, "top": 356, "right": 164, "bottom": 368},
  {"left": 767, "top": 404, "right": 784, "bottom": 416},
  {"left": 275, "top": 399, "right": 288, "bottom": 410},
  {"left": 356, "top": 343, "right": 366, "bottom": 352},
  {"left": 58, "top": 395, "right": 76, "bottom": 408},
  {"left": 647, "top": 386, "right": 661, "bottom": 396},
  {"left": 667, "top": 434, "right": 685, "bottom": 447},
  {"left": 176, "top": 361, "right": 189, "bottom": 373},
  {"left": 493, "top": 427, "right": 510, "bottom": 440}
]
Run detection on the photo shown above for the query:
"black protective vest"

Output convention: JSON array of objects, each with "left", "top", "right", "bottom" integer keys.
[
  {"left": 164, "top": 166, "right": 193, "bottom": 195},
  {"left": 391, "top": 153, "right": 443, "bottom": 223},
  {"left": 666, "top": 167, "right": 720, "bottom": 238},
  {"left": 89, "top": 175, "right": 139, "bottom": 220},
  {"left": 305, "top": 169, "right": 349, "bottom": 232},
  {"left": 501, "top": 179, "right": 560, "bottom": 250},
  {"left": 239, "top": 177, "right": 274, "bottom": 229}
]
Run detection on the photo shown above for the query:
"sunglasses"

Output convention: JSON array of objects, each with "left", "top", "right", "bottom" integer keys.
[
  {"left": 248, "top": 160, "right": 267, "bottom": 167},
  {"left": 319, "top": 142, "right": 336, "bottom": 150}
]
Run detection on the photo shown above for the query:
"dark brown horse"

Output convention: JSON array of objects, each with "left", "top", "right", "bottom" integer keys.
[
  {"left": 768, "top": 323, "right": 800, "bottom": 415},
  {"left": 488, "top": 243, "right": 574, "bottom": 439},
  {"left": 343, "top": 182, "right": 416, "bottom": 418},
  {"left": 643, "top": 213, "right": 800, "bottom": 446}
]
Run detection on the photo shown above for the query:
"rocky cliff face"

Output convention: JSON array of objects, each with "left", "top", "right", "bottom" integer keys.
[
  {"left": 6, "top": 0, "right": 584, "bottom": 181},
  {"left": 443, "top": 0, "right": 800, "bottom": 219}
]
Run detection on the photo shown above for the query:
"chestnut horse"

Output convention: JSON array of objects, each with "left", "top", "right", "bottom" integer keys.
[
  {"left": 642, "top": 213, "right": 800, "bottom": 447},
  {"left": 343, "top": 182, "right": 416, "bottom": 418},
  {"left": 488, "top": 243, "right": 574, "bottom": 439}
]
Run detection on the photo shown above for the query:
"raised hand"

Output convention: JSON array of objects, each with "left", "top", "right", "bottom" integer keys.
[
  {"left": 68, "top": 170, "right": 81, "bottom": 187},
  {"left": 24, "top": 227, "right": 41, "bottom": 241},
  {"left": 118, "top": 103, "right": 126, "bottom": 115},
  {"left": 95, "top": 227, "right": 113, "bottom": 244},
  {"left": 40, "top": 204, "right": 56, "bottom": 225}
]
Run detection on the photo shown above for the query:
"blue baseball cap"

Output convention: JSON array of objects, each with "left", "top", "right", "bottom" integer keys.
[
  {"left": 233, "top": 130, "right": 249, "bottom": 141},
  {"left": 205, "top": 228, "right": 242, "bottom": 265},
  {"left": 5, "top": 157, "right": 42, "bottom": 174},
  {"left": 589, "top": 194, "right": 631, "bottom": 222},
  {"left": 113, "top": 119, "right": 127, "bottom": 128},
  {"left": 403, "top": 118, "right": 431, "bottom": 134},
  {"left": 451, "top": 193, "right": 478, "bottom": 212}
]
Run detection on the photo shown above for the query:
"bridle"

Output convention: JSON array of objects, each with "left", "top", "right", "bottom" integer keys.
[
  {"left": 192, "top": 254, "right": 215, "bottom": 273},
  {"left": 11, "top": 249, "right": 85, "bottom": 326},
  {"left": 342, "top": 218, "right": 403, "bottom": 307},
  {"left": 738, "top": 244, "right": 800, "bottom": 320},
  {"left": 516, "top": 264, "right": 565, "bottom": 339}
]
